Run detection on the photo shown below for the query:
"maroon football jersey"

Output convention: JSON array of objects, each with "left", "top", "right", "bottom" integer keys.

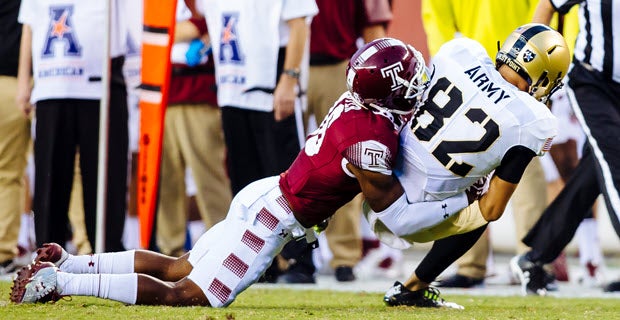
[{"left": 279, "top": 92, "right": 400, "bottom": 227}]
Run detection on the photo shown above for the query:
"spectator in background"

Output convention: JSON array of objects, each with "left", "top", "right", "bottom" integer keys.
[
  {"left": 17, "top": 0, "right": 130, "bottom": 252},
  {"left": 0, "top": 0, "right": 32, "bottom": 275},
  {"left": 155, "top": 0, "right": 231, "bottom": 258},
  {"left": 421, "top": 0, "right": 558, "bottom": 288},
  {"left": 306, "top": 0, "right": 393, "bottom": 282},
  {"left": 194, "top": 0, "right": 319, "bottom": 284},
  {"left": 121, "top": 0, "right": 143, "bottom": 251},
  {"left": 512, "top": 0, "right": 620, "bottom": 296}
]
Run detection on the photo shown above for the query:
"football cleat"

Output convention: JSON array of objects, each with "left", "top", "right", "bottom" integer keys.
[
  {"left": 383, "top": 281, "right": 464, "bottom": 309},
  {"left": 510, "top": 254, "right": 548, "bottom": 296},
  {"left": 10, "top": 261, "right": 63, "bottom": 304},
  {"left": 434, "top": 274, "right": 484, "bottom": 288},
  {"left": 35, "top": 243, "right": 69, "bottom": 268}
]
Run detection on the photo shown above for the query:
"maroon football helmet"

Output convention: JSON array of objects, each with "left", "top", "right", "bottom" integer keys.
[{"left": 346, "top": 38, "right": 430, "bottom": 115}]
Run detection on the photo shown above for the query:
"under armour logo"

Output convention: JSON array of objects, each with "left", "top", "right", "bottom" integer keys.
[
  {"left": 380, "top": 62, "right": 404, "bottom": 91},
  {"left": 442, "top": 203, "right": 448, "bottom": 219},
  {"left": 278, "top": 229, "right": 289, "bottom": 238}
]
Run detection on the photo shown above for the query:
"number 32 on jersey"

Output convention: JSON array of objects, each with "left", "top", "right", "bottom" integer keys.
[{"left": 410, "top": 77, "right": 500, "bottom": 177}]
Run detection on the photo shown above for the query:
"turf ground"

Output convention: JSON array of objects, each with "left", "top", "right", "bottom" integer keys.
[
  {"left": 2, "top": 251, "right": 620, "bottom": 319},
  {"left": 2, "top": 282, "right": 620, "bottom": 320}
]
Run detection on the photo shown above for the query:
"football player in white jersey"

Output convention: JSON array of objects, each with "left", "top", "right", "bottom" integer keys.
[
  {"left": 11, "top": 24, "right": 570, "bottom": 309},
  {"left": 371, "top": 23, "right": 571, "bottom": 308}
]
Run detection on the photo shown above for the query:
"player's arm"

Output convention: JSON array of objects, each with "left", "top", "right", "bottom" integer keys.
[
  {"left": 476, "top": 175, "right": 518, "bottom": 221},
  {"left": 348, "top": 162, "right": 472, "bottom": 238},
  {"left": 346, "top": 163, "right": 402, "bottom": 212},
  {"left": 360, "top": 0, "right": 391, "bottom": 43},
  {"left": 532, "top": 0, "right": 556, "bottom": 24},
  {"left": 476, "top": 145, "right": 536, "bottom": 221},
  {"left": 274, "top": 17, "right": 308, "bottom": 121},
  {"left": 347, "top": 161, "right": 472, "bottom": 218},
  {"left": 174, "top": 17, "right": 205, "bottom": 43},
  {"left": 16, "top": 24, "right": 33, "bottom": 117}
]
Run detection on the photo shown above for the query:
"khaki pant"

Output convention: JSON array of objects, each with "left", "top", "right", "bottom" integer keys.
[
  {"left": 156, "top": 104, "right": 231, "bottom": 256},
  {"left": 0, "top": 76, "right": 31, "bottom": 263},
  {"left": 456, "top": 157, "right": 547, "bottom": 279},
  {"left": 307, "top": 60, "right": 363, "bottom": 268},
  {"left": 68, "top": 153, "right": 93, "bottom": 255}
]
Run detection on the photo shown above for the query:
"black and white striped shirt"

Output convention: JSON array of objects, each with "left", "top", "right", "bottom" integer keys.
[{"left": 552, "top": 0, "right": 619, "bottom": 82}]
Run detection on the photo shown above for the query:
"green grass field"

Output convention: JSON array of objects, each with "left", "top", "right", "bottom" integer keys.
[{"left": 1, "top": 281, "right": 619, "bottom": 320}]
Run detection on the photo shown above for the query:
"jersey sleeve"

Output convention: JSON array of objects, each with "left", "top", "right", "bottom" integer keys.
[
  {"left": 343, "top": 140, "right": 395, "bottom": 176},
  {"left": 550, "top": 0, "right": 583, "bottom": 14},
  {"left": 495, "top": 146, "right": 536, "bottom": 183},
  {"left": 362, "top": 0, "right": 393, "bottom": 26},
  {"left": 17, "top": 0, "right": 35, "bottom": 25},
  {"left": 282, "top": 0, "right": 319, "bottom": 21},
  {"left": 520, "top": 115, "right": 558, "bottom": 156}
]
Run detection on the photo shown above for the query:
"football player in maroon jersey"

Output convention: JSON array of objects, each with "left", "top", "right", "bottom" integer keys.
[{"left": 12, "top": 38, "right": 461, "bottom": 308}]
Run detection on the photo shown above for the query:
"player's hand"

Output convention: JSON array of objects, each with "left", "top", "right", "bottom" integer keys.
[
  {"left": 466, "top": 175, "right": 489, "bottom": 203},
  {"left": 16, "top": 83, "right": 33, "bottom": 117},
  {"left": 273, "top": 76, "right": 297, "bottom": 121},
  {"left": 185, "top": 39, "right": 211, "bottom": 67}
]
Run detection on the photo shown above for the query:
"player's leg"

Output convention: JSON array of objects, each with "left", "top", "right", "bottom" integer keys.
[
  {"left": 36, "top": 243, "right": 193, "bottom": 281},
  {"left": 16, "top": 177, "right": 301, "bottom": 306},
  {"left": 10, "top": 260, "right": 208, "bottom": 306},
  {"left": 185, "top": 177, "right": 305, "bottom": 306},
  {"left": 134, "top": 274, "right": 209, "bottom": 306},
  {"left": 384, "top": 224, "right": 487, "bottom": 309},
  {"left": 407, "top": 224, "right": 488, "bottom": 290}
]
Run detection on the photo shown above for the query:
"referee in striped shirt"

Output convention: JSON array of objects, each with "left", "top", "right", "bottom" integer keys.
[{"left": 512, "top": 0, "right": 620, "bottom": 295}]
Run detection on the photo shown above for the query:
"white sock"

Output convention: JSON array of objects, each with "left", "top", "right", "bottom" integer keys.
[
  {"left": 62, "top": 250, "right": 135, "bottom": 274},
  {"left": 57, "top": 272, "right": 138, "bottom": 304},
  {"left": 187, "top": 220, "right": 206, "bottom": 246},
  {"left": 18, "top": 212, "right": 36, "bottom": 251},
  {"left": 122, "top": 215, "right": 140, "bottom": 250},
  {"left": 378, "top": 243, "right": 403, "bottom": 262},
  {"left": 577, "top": 218, "right": 603, "bottom": 266}
]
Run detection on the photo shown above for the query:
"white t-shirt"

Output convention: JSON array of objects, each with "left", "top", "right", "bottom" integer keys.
[
  {"left": 18, "top": 0, "right": 127, "bottom": 102},
  {"left": 196, "top": 0, "right": 318, "bottom": 111},
  {"left": 122, "top": 0, "right": 143, "bottom": 94},
  {"left": 396, "top": 37, "right": 557, "bottom": 204}
]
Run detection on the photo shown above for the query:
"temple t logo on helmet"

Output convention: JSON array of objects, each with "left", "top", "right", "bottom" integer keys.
[
  {"left": 380, "top": 62, "right": 405, "bottom": 91},
  {"left": 496, "top": 23, "right": 571, "bottom": 103},
  {"left": 346, "top": 37, "right": 430, "bottom": 115}
]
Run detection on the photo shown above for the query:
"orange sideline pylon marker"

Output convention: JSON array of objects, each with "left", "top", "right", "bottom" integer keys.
[{"left": 137, "top": 0, "right": 177, "bottom": 249}]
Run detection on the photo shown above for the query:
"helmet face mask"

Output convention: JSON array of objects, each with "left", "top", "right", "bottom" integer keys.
[
  {"left": 346, "top": 38, "right": 430, "bottom": 115},
  {"left": 496, "top": 23, "right": 571, "bottom": 103}
]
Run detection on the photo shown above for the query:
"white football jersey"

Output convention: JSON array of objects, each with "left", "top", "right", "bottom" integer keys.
[
  {"left": 18, "top": 0, "right": 127, "bottom": 102},
  {"left": 396, "top": 38, "right": 557, "bottom": 203},
  {"left": 196, "top": 0, "right": 318, "bottom": 111}
]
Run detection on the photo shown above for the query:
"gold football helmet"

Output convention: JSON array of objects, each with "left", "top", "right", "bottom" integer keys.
[{"left": 496, "top": 23, "right": 571, "bottom": 103}]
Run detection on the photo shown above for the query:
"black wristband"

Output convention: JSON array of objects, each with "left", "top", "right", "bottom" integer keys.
[{"left": 282, "top": 68, "right": 300, "bottom": 79}]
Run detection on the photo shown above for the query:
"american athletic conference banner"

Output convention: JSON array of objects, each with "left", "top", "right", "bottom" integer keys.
[{"left": 138, "top": 0, "right": 177, "bottom": 249}]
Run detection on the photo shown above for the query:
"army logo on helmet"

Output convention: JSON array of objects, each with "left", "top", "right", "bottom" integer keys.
[{"left": 523, "top": 50, "right": 536, "bottom": 63}]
